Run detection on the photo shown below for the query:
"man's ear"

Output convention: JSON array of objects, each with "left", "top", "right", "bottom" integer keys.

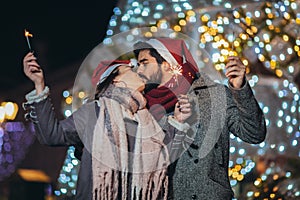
[{"left": 161, "top": 61, "right": 171, "bottom": 72}]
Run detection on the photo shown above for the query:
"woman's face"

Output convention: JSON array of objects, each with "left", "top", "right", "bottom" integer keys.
[{"left": 113, "top": 65, "right": 145, "bottom": 92}]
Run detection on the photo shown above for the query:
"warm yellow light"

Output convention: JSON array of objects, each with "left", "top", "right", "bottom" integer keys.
[
  {"left": 237, "top": 174, "right": 244, "bottom": 181},
  {"left": 240, "top": 33, "right": 248, "bottom": 40},
  {"left": 283, "top": 12, "right": 290, "bottom": 20},
  {"left": 201, "top": 14, "right": 209, "bottom": 22},
  {"left": 267, "top": 13, "right": 274, "bottom": 19},
  {"left": 246, "top": 28, "right": 253, "bottom": 36},
  {"left": 179, "top": 19, "right": 186, "bottom": 26},
  {"left": 251, "top": 26, "right": 258, "bottom": 33},
  {"left": 246, "top": 67, "right": 250, "bottom": 74},
  {"left": 220, "top": 49, "right": 229, "bottom": 56},
  {"left": 4, "top": 102, "right": 18, "bottom": 120},
  {"left": 78, "top": 91, "right": 85, "bottom": 99},
  {"left": 294, "top": 45, "right": 299, "bottom": 52},
  {"left": 223, "top": 42, "right": 229, "bottom": 48},
  {"left": 214, "top": 35, "right": 220, "bottom": 42},
  {"left": 144, "top": 31, "right": 153, "bottom": 37},
  {"left": 233, "top": 10, "right": 240, "bottom": 18},
  {"left": 228, "top": 169, "right": 232, "bottom": 176},
  {"left": 65, "top": 96, "right": 73, "bottom": 105},
  {"left": 174, "top": 25, "right": 181, "bottom": 32},
  {"left": 233, "top": 41, "right": 240, "bottom": 47},
  {"left": 254, "top": 192, "right": 260, "bottom": 197},
  {"left": 210, "top": 28, "right": 217, "bottom": 36},
  {"left": 258, "top": 54, "right": 265, "bottom": 62},
  {"left": 219, "top": 56, "right": 226, "bottom": 62},
  {"left": 199, "top": 25, "right": 208, "bottom": 33},
  {"left": 245, "top": 17, "right": 252, "bottom": 26},
  {"left": 18, "top": 169, "right": 51, "bottom": 183},
  {"left": 215, "top": 64, "right": 222, "bottom": 71},
  {"left": 275, "top": 69, "right": 283, "bottom": 77},
  {"left": 201, "top": 38, "right": 207, "bottom": 44},
  {"left": 254, "top": 178, "right": 262, "bottom": 186},
  {"left": 270, "top": 193, "right": 276, "bottom": 199},
  {"left": 232, "top": 171, "right": 239, "bottom": 178},
  {"left": 203, "top": 57, "right": 210, "bottom": 63},
  {"left": 270, "top": 60, "right": 277, "bottom": 69},
  {"left": 282, "top": 34, "right": 289, "bottom": 42},
  {"left": 229, "top": 51, "right": 235, "bottom": 56},
  {"left": 273, "top": 186, "right": 279, "bottom": 192},
  {"left": 150, "top": 26, "right": 158, "bottom": 32},
  {"left": 0, "top": 102, "right": 19, "bottom": 121},
  {"left": 296, "top": 18, "right": 300, "bottom": 24},
  {"left": 242, "top": 59, "right": 249, "bottom": 66},
  {"left": 187, "top": 10, "right": 195, "bottom": 17},
  {"left": 234, "top": 164, "right": 241, "bottom": 171}
]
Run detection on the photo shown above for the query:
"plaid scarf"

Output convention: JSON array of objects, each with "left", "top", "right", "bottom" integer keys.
[{"left": 92, "top": 85, "right": 169, "bottom": 200}]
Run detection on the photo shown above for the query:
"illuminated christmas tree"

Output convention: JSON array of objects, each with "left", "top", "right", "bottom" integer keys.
[{"left": 58, "top": 0, "right": 300, "bottom": 199}]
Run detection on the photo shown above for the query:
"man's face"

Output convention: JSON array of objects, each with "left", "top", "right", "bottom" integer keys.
[{"left": 136, "top": 49, "right": 162, "bottom": 85}]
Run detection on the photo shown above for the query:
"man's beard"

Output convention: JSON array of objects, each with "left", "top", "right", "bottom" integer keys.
[{"left": 144, "top": 67, "right": 162, "bottom": 93}]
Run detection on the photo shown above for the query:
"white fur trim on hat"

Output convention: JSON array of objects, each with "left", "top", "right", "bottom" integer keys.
[
  {"left": 99, "top": 63, "right": 131, "bottom": 84},
  {"left": 146, "top": 39, "right": 179, "bottom": 66}
]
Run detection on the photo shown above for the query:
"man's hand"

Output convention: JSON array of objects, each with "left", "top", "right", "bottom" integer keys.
[
  {"left": 23, "top": 52, "right": 45, "bottom": 94},
  {"left": 174, "top": 94, "right": 192, "bottom": 123},
  {"left": 225, "top": 56, "right": 246, "bottom": 89}
]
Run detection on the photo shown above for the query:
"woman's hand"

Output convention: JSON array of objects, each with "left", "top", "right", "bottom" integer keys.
[{"left": 23, "top": 52, "right": 45, "bottom": 94}]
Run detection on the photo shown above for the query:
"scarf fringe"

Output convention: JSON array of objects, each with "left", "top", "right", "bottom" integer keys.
[
  {"left": 92, "top": 88, "right": 169, "bottom": 200},
  {"left": 93, "top": 170, "right": 168, "bottom": 200}
]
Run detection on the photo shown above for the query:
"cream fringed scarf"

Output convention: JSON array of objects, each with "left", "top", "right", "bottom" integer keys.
[{"left": 92, "top": 85, "right": 169, "bottom": 200}]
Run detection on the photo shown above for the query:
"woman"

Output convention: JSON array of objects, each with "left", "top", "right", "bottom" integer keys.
[{"left": 22, "top": 52, "right": 191, "bottom": 200}]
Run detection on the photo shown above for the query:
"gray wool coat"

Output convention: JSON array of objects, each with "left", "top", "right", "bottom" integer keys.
[{"left": 161, "top": 72, "right": 266, "bottom": 200}]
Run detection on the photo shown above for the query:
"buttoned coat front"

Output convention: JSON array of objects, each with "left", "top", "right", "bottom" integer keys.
[{"left": 166, "top": 72, "right": 266, "bottom": 200}]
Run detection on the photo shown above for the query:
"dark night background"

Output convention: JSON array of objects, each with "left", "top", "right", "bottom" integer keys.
[
  {"left": 0, "top": 2, "right": 118, "bottom": 97},
  {"left": 0, "top": 2, "right": 119, "bottom": 199}
]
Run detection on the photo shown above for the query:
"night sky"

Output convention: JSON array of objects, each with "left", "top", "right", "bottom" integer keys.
[{"left": 0, "top": 2, "right": 118, "bottom": 95}]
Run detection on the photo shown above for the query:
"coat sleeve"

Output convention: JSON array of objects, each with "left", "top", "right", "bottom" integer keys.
[
  {"left": 226, "top": 81, "right": 267, "bottom": 144},
  {"left": 23, "top": 87, "right": 91, "bottom": 147}
]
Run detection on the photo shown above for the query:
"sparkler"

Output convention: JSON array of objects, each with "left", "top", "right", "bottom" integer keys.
[
  {"left": 229, "top": 24, "right": 236, "bottom": 56},
  {"left": 229, "top": 8, "right": 239, "bottom": 56},
  {"left": 24, "top": 29, "right": 33, "bottom": 52},
  {"left": 170, "top": 65, "right": 183, "bottom": 87}
]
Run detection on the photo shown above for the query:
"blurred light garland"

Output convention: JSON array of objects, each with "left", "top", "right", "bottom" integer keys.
[
  {"left": 0, "top": 122, "right": 35, "bottom": 181},
  {"left": 58, "top": 0, "right": 300, "bottom": 198}
]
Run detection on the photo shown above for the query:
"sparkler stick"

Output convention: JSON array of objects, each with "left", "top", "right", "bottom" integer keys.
[
  {"left": 229, "top": 8, "right": 238, "bottom": 56},
  {"left": 229, "top": 25, "right": 235, "bottom": 56},
  {"left": 24, "top": 29, "right": 33, "bottom": 52},
  {"left": 24, "top": 29, "right": 41, "bottom": 72}
]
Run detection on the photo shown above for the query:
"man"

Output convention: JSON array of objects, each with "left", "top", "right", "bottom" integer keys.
[{"left": 133, "top": 38, "right": 266, "bottom": 199}]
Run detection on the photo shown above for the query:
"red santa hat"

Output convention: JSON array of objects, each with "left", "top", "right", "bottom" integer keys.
[
  {"left": 91, "top": 60, "right": 133, "bottom": 86},
  {"left": 144, "top": 38, "right": 199, "bottom": 80}
]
